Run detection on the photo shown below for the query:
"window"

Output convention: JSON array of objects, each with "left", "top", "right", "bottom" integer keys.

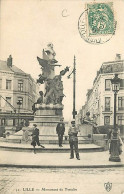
[
  {"left": 118, "top": 97, "right": 124, "bottom": 110},
  {"left": 104, "top": 116, "right": 110, "bottom": 125},
  {"left": 17, "top": 97, "right": 23, "bottom": 108},
  {"left": 29, "top": 83, "right": 32, "bottom": 93},
  {"left": 105, "top": 79, "right": 111, "bottom": 91},
  {"left": 18, "top": 80, "right": 23, "bottom": 91},
  {"left": 33, "top": 84, "right": 36, "bottom": 93},
  {"left": 118, "top": 116, "right": 124, "bottom": 125},
  {"left": 6, "top": 97, "right": 11, "bottom": 107},
  {"left": 1, "top": 118, "right": 5, "bottom": 126},
  {"left": 28, "top": 99, "right": 32, "bottom": 111},
  {"left": 98, "top": 100, "right": 99, "bottom": 109},
  {"left": 13, "top": 119, "right": 16, "bottom": 126},
  {"left": 6, "top": 80, "right": 11, "bottom": 90},
  {"left": 120, "top": 79, "right": 124, "bottom": 90},
  {"left": 7, "top": 119, "right": 13, "bottom": 126},
  {"left": 105, "top": 97, "right": 111, "bottom": 111},
  {"left": 0, "top": 79, "right": 2, "bottom": 89}
]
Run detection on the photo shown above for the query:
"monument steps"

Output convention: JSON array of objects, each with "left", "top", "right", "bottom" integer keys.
[
  {"left": 0, "top": 141, "right": 104, "bottom": 153},
  {"left": 0, "top": 138, "right": 93, "bottom": 144}
]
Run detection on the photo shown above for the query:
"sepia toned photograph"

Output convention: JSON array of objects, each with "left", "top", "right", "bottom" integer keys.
[{"left": 0, "top": 0, "right": 124, "bottom": 193}]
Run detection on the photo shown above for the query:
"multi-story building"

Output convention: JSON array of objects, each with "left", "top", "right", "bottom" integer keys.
[
  {"left": 0, "top": 55, "right": 39, "bottom": 128},
  {"left": 80, "top": 54, "right": 124, "bottom": 133}
]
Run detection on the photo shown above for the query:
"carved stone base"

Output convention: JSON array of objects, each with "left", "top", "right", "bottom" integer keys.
[
  {"left": 109, "top": 139, "right": 121, "bottom": 162},
  {"left": 35, "top": 104, "right": 63, "bottom": 116},
  {"left": 29, "top": 107, "right": 64, "bottom": 140}
]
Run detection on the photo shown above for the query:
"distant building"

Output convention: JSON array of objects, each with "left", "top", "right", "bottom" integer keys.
[
  {"left": 0, "top": 55, "right": 39, "bottom": 128},
  {"left": 79, "top": 54, "right": 124, "bottom": 133}
]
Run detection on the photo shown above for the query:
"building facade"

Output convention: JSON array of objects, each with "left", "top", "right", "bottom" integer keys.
[
  {"left": 79, "top": 54, "right": 124, "bottom": 132},
  {"left": 0, "top": 56, "right": 39, "bottom": 128}
]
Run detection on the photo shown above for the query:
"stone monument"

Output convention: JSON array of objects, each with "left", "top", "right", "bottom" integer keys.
[{"left": 31, "top": 43, "right": 69, "bottom": 142}]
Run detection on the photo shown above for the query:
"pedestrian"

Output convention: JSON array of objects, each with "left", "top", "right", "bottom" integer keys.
[
  {"left": 56, "top": 118, "right": 65, "bottom": 147},
  {"left": 108, "top": 127, "right": 123, "bottom": 155},
  {"left": 31, "top": 124, "right": 45, "bottom": 154},
  {"left": 68, "top": 119, "right": 80, "bottom": 160},
  {"left": 117, "top": 128, "right": 123, "bottom": 155},
  {"left": 22, "top": 121, "right": 30, "bottom": 143},
  {"left": 107, "top": 128, "right": 113, "bottom": 154}
]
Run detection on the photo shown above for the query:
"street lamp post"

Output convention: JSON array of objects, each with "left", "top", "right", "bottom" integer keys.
[
  {"left": 109, "top": 74, "right": 121, "bottom": 162},
  {"left": 17, "top": 100, "right": 22, "bottom": 126},
  {"left": 68, "top": 56, "right": 77, "bottom": 119},
  {"left": 73, "top": 55, "right": 77, "bottom": 119}
]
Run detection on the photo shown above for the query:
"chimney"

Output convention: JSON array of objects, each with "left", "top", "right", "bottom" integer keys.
[
  {"left": 7, "top": 55, "right": 12, "bottom": 67},
  {"left": 115, "top": 54, "right": 121, "bottom": 61}
]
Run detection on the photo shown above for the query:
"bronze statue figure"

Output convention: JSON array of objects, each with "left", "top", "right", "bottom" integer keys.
[{"left": 36, "top": 43, "right": 69, "bottom": 106}]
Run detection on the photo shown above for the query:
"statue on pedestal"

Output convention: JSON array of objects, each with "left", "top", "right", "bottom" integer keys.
[
  {"left": 36, "top": 43, "right": 69, "bottom": 107},
  {"left": 30, "top": 43, "right": 70, "bottom": 140}
]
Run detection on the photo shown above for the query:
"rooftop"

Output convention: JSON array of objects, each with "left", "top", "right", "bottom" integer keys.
[
  {"left": 0, "top": 60, "right": 26, "bottom": 75},
  {"left": 93, "top": 56, "right": 124, "bottom": 85}
]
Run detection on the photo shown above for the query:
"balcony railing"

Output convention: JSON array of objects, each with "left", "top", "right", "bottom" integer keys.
[
  {"left": 105, "top": 107, "right": 111, "bottom": 111},
  {"left": 118, "top": 107, "right": 124, "bottom": 111},
  {"left": 102, "top": 107, "right": 112, "bottom": 113}
]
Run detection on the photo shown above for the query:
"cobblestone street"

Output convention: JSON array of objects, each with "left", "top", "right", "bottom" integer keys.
[{"left": 0, "top": 167, "right": 124, "bottom": 194}]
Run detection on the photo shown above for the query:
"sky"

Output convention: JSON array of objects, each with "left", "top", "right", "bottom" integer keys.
[{"left": 0, "top": 0, "right": 124, "bottom": 121}]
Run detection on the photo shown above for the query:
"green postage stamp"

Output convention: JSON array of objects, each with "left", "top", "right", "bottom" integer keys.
[
  {"left": 78, "top": 2, "right": 116, "bottom": 44},
  {"left": 87, "top": 2, "right": 114, "bottom": 36}
]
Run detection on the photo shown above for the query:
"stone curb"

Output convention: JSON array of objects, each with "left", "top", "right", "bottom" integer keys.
[
  {"left": 0, "top": 164, "right": 123, "bottom": 168},
  {"left": 0, "top": 146, "right": 104, "bottom": 153}
]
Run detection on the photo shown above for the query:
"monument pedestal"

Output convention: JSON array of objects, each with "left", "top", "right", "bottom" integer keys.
[{"left": 30, "top": 104, "right": 64, "bottom": 141}]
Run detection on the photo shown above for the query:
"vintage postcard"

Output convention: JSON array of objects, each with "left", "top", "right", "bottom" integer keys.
[{"left": 0, "top": 0, "right": 124, "bottom": 194}]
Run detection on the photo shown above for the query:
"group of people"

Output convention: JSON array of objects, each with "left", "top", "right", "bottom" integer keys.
[
  {"left": 31, "top": 118, "right": 80, "bottom": 160},
  {"left": 31, "top": 119, "right": 123, "bottom": 159},
  {"left": 56, "top": 118, "right": 80, "bottom": 160}
]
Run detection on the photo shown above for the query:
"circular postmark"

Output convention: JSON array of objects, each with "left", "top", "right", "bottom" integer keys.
[{"left": 78, "top": 3, "right": 116, "bottom": 44}]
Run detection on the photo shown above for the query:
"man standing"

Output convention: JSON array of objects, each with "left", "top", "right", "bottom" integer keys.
[
  {"left": 31, "top": 124, "right": 45, "bottom": 154},
  {"left": 68, "top": 119, "right": 80, "bottom": 160},
  {"left": 56, "top": 118, "right": 65, "bottom": 147}
]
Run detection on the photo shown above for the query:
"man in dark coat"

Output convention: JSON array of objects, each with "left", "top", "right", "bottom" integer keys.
[
  {"left": 31, "top": 124, "right": 45, "bottom": 153},
  {"left": 56, "top": 118, "right": 65, "bottom": 147},
  {"left": 68, "top": 119, "right": 80, "bottom": 160}
]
